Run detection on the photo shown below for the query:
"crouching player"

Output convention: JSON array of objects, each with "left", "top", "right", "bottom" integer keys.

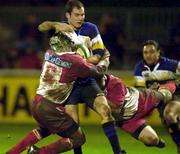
[{"left": 103, "top": 74, "right": 178, "bottom": 148}]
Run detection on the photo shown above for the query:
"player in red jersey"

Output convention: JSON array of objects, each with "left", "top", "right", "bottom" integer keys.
[
  {"left": 6, "top": 31, "right": 125, "bottom": 154},
  {"left": 6, "top": 32, "right": 103, "bottom": 154},
  {"left": 104, "top": 74, "right": 179, "bottom": 148}
]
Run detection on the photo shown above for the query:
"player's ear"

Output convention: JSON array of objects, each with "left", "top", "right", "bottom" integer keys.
[
  {"left": 157, "top": 49, "right": 161, "bottom": 57},
  {"left": 65, "top": 12, "right": 70, "bottom": 19}
]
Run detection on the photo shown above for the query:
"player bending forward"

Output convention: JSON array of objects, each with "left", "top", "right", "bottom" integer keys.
[
  {"left": 6, "top": 32, "right": 105, "bottom": 154},
  {"left": 103, "top": 74, "right": 178, "bottom": 148}
]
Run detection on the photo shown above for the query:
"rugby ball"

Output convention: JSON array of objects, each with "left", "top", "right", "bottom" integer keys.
[{"left": 76, "top": 44, "right": 92, "bottom": 59}]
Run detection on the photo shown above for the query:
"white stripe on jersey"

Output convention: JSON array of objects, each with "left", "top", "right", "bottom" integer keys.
[{"left": 122, "top": 87, "right": 139, "bottom": 120}]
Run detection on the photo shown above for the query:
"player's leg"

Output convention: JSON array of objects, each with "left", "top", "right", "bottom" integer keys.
[
  {"left": 121, "top": 119, "right": 165, "bottom": 148},
  {"left": 6, "top": 127, "right": 50, "bottom": 154},
  {"left": 65, "top": 104, "right": 82, "bottom": 154},
  {"left": 65, "top": 84, "right": 84, "bottom": 154},
  {"left": 163, "top": 100, "right": 180, "bottom": 153},
  {"left": 34, "top": 127, "right": 85, "bottom": 154},
  {"left": 6, "top": 95, "right": 51, "bottom": 154},
  {"left": 27, "top": 99, "right": 85, "bottom": 154},
  {"left": 65, "top": 104, "right": 79, "bottom": 123},
  {"left": 93, "top": 96, "right": 124, "bottom": 154},
  {"left": 136, "top": 125, "right": 165, "bottom": 148},
  {"left": 81, "top": 80, "right": 123, "bottom": 154}
]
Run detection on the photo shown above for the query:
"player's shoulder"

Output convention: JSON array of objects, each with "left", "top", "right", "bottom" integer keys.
[
  {"left": 161, "top": 56, "right": 179, "bottom": 64},
  {"left": 83, "top": 21, "right": 97, "bottom": 28},
  {"left": 134, "top": 60, "right": 144, "bottom": 70}
]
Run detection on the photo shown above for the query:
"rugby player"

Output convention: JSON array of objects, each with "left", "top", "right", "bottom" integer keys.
[
  {"left": 104, "top": 74, "right": 178, "bottom": 148},
  {"left": 134, "top": 40, "right": 180, "bottom": 153},
  {"left": 38, "top": 0, "right": 123, "bottom": 154},
  {"left": 6, "top": 31, "right": 125, "bottom": 154}
]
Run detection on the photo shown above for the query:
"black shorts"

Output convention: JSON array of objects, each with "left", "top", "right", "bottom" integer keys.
[
  {"left": 32, "top": 96, "right": 79, "bottom": 137},
  {"left": 65, "top": 77, "right": 104, "bottom": 108}
]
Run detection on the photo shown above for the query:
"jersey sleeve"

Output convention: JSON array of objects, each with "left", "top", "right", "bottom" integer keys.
[
  {"left": 134, "top": 62, "right": 146, "bottom": 87},
  {"left": 71, "top": 54, "right": 103, "bottom": 79},
  {"left": 87, "top": 22, "right": 105, "bottom": 55},
  {"left": 106, "top": 75, "right": 126, "bottom": 106}
]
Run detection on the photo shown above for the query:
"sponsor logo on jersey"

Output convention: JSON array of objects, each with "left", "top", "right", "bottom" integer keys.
[{"left": 45, "top": 52, "right": 72, "bottom": 68}]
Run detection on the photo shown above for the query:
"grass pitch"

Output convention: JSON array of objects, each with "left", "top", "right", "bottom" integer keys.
[{"left": 1, "top": 123, "right": 176, "bottom": 154}]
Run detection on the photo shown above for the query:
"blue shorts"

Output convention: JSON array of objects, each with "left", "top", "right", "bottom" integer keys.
[{"left": 65, "top": 77, "right": 104, "bottom": 108}]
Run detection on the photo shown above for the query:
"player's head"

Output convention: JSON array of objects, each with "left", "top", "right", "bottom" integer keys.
[
  {"left": 65, "top": 0, "right": 85, "bottom": 30},
  {"left": 142, "top": 40, "right": 160, "bottom": 66},
  {"left": 49, "top": 31, "right": 78, "bottom": 53}
]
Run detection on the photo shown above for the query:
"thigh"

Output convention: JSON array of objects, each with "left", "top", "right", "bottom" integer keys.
[
  {"left": 32, "top": 98, "right": 79, "bottom": 137},
  {"left": 138, "top": 125, "right": 159, "bottom": 145},
  {"left": 81, "top": 79, "right": 104, "bottom": 108},
  {"left": 65, "top": 85, "right": 81, "bottom": 105},
  {"left": 121, "top": 118, "right": 146, "bottom": 135}
]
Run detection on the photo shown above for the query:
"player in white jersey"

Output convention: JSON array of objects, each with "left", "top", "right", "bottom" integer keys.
[{"left": 134, "top": 40, "right": 180, "bottom": 154}]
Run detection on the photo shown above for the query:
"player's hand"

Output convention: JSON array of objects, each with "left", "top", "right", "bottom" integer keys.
[
  {"left": 149, "top": 82, "right": 160, "bottom": 90},
  {"left": 54, "top": 23, "right": 74, "bottom": 33},
  {"left": 96, "top": 65, "right": 107, "bottom": 74}
]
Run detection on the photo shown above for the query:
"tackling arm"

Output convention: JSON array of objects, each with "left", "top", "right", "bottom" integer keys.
[
  {"left": 96, "top": 47, "right": 110, "bottom": 73},
  {"left": 38, "top": 21, "right": 74, "bottom": 32},
  {"left": 158, "top": 81, "right": 177, "bottom": 102}
]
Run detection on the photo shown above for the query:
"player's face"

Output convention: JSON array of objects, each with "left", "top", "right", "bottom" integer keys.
[
  {"left": 66, "top": 7, "right": 85, "bottom": 30},
  {"left": 143, "top": 44, "right": 160, "bottom": 66}
]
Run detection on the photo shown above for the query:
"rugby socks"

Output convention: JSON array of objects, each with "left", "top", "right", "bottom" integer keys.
[
  {"left": 6, "top": 129, "right": 41, "bottom": 154},
  {"left": 156, "top": 138, "right": 166, "bottom": 148},
  {"left": 73, "top": 146, "right": 83, "bottom": 154},
  {"left": 169, "top": 123, "right": 180, "bottom": 148},
  {"left": 37, "top": 138, "right": 73, "bottom": 154},
  {"left": 102, "top": 121, "right": 121, "bottom": 154}
]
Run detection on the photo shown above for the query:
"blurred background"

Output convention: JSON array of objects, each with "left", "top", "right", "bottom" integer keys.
[
  {"left": 1, "top": 0, "right": 180, "bottom": 123},
  {"left": 0, "top": 0, "right": 180, "bottom": 70},
  {"left": 0, "top": 0, "right": 180, "bottom": 123},
  {"left": 0, "top": 1, "right": 179, "bottom": 153}
]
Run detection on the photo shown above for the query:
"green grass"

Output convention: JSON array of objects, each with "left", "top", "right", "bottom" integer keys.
[{"left": 1, "top": 124, "right": 176, "bottom": 154}]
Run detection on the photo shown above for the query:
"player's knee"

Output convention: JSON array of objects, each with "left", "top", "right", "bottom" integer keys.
[
  {"left": 98, "top": 103, "right": 113, "bottom": 120},
  {"left": 35, "top": 127, "right": 51, "bottom": 138},
  {"left": 144, "top": 135, "right": 159, "bottom": 146},
  {"left": 93, "top": 97, "right": 113, "bottom": 121},
  {"left": 164, "top": 107, "right": 176, "bottom": 123},
  {"left": 75, "top": 132, "right": 86, "bottom": 147}
]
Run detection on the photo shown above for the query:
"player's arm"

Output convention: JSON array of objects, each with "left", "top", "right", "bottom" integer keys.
[
  {"left": 74, "top": 55, "right": 104, "bottom": 79},
  {"left": 38, "top": 21, "right": 74, "bottom": 33},
  {"left": 96, "top": 47, "right": 110, "bottom": 73},
  {"left": 158, "top": 81, "right": 177, "bottom": 102},
  {"left": 134, "top": 62, "right": 146, "bottom": 89},
  {"left": 87, "top": 23, "right": 110, "bottom": 72},
  {"left": 86, "top": 54, "right": 101, "bottom": 65}
]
